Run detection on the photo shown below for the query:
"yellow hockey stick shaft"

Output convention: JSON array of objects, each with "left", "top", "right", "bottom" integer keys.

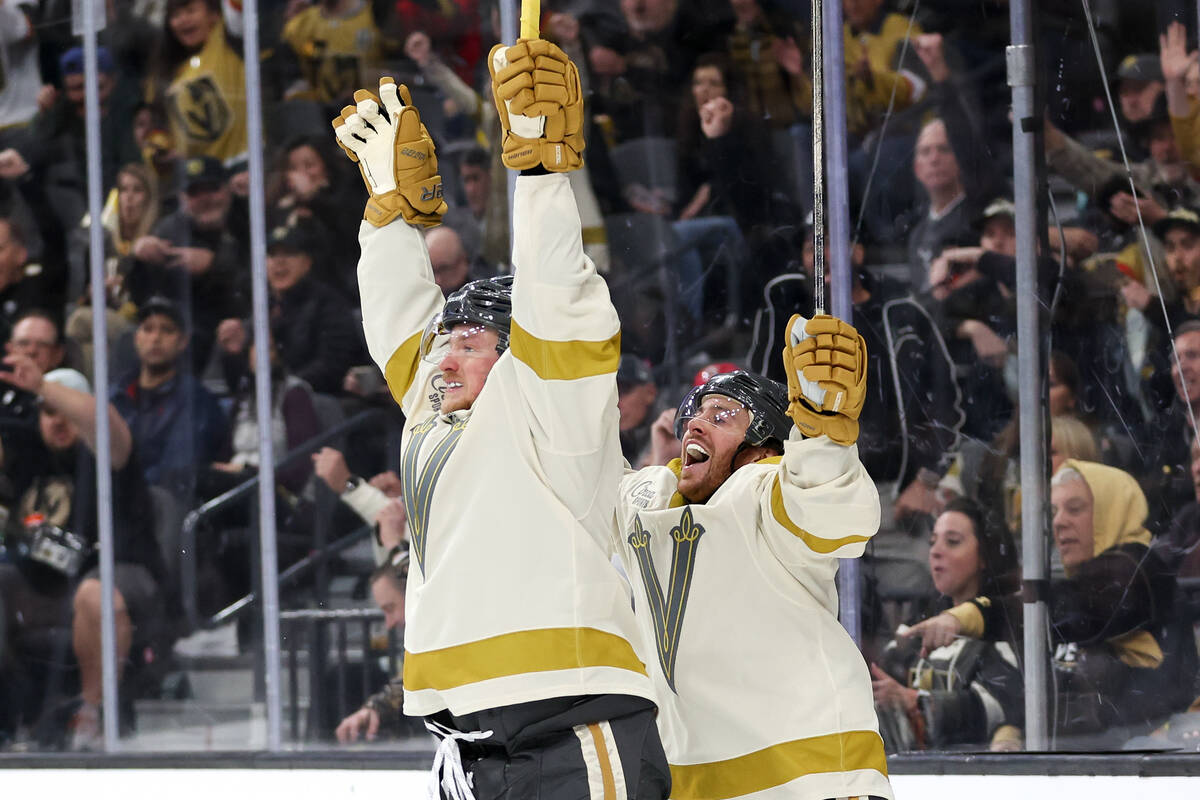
[{"left": 520, "top": 0, "right": 540, "bottom": 40}]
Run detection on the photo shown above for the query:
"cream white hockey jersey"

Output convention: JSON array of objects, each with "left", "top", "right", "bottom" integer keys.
[
  {"left": 614, "top": 434, "right": 893, "bottom": 800},
  {"left": 358, "top": 173, "right": 654, "bottom": 717}
]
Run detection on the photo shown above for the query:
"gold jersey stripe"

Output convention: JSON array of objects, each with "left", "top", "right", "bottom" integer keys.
[
  {"left": 383, "top": 331, "right": 424, "bottom": 406},
  {"left": 770, "top": 477, "right": 873, "bottom": 554},
  {"left": 669, "top": 730, "right": 888, "bottom": 800},
  {"left": 509, "top": 320, "right": 620, "bottom": 381},
  {"left": 402, "top": 626, "right": 648, "bottom": 691},
  {"left": 587, "top": 723, "right": 618, "bottom": 800}
]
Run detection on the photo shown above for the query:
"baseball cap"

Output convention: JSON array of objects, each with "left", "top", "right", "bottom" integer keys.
[
  {"left": 617, "top": 355, "right": 654, "bottom": 391},
  {"left": 1116, "top": 54, "right": 1163, "bottom": 83},
  {"left": 267, "top": 223, "right": 320, "bottom": 255},
  {"left": 60, "top": 46, "right": 114, "bottom": 77},
  {"left": 692, "top": 362, "right": 741, "bottom": 387},
  {"left": 975, "top": 197, "right": 1015, "bottom": 229},
  {"left": 177, "top": 156, "right": 226, "bottom": 192},
  {"left": 43, "top": 368, "right": 91, "bottom": 395},
  {"left": 1153, "top": 206, "right": 1200, "bottom": 239},
  {"left": 137, "top": 295, "right": 187, "bottom": 330}
]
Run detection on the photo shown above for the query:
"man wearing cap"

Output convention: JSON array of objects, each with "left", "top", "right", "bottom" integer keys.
[
  {"left": 1117, "top": 54, "right": 1166, "bottom": 129},
  {"left": 128, "top": 155, "right": 249, "bottom": 370},
  {"left": 110, "top": 296, "right": 229, "bottom": 503},
  {"left": 0, "top": 351, "right": 165, "bottom": 749},
  {"left": 0, "top": 46, "right": 138, "bottom": 218},
  {"left": 214, "top": 222, "right": 363, "bottom": 395}
]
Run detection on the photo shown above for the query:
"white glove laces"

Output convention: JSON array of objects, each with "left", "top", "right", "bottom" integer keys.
[{"left": 424, "top": 718, "right": 494, "bottom": 800}]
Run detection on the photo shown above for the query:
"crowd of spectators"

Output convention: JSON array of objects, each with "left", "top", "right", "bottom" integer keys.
[{"left": 3, "top": 0, "right": 1200, "bottom": 754}]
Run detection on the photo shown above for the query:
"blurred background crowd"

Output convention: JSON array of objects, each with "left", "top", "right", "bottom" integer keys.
[{"left": 3, "top": 0, "right": 1200, "bottom": 757}]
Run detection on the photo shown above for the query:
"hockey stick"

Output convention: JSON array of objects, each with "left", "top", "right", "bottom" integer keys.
[
  {"left": 521, "top": 0, "right": 540, "bottom": 40},
  {"left": 810, "top": 0, "right": 826, "bottom": 315}
]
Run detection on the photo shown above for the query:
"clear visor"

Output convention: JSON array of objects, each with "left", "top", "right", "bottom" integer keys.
[
  {"left": 673, "top": 390, "right": 754, "bottom": 440},
  {"left": 419, "top": 314, "right": 497, "bottom": 364}
]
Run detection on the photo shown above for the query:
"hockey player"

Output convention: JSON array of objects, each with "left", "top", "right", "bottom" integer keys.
[
  {"left": 331, "top": 40, "right": 668, "bottom": 800},
  {"left": 613, "top": 326, "right": 894, "bottom": 799}
]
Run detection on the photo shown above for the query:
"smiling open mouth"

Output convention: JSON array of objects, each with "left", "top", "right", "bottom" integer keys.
[{"left": 684, "top": 442, "right": 710, "bottom": 467}]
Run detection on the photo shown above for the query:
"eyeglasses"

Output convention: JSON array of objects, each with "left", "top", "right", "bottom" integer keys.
[{"left": 11, "top": 338, "right": 56, "bottom": 352}]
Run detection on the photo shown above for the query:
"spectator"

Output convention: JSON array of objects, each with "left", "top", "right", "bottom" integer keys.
[
  {"left": 441, "top": 146, "right": 490, "bottom": 267},
  {"left": 110, "top": 296, "right": 229, "bottom": 502},
  {"left": 1, "top": 311, "right": 86, "bottom": 459},
  {"left": 279, "top": 0, "right": 384, "bottom": 110},
  {"left": 268, "top": 136, "right": 361, "bottom": 300},
  {"left": 0, "top": 362, "right": 165, "bottom": 750},
  {"left": 1140, "top": 321, "right": 1200, "bottom": 535},
  {"left": 334, "top": 555, "right": 424, "bottom": 742},
  {"left": 588, "top": 0, "right": 729, "bottom": 143},
  {"left": 871, "top": 498, "right": 1023, "bottom": 752},
  {"left": 148, "top": 0, "right": 247, "bottom": 162},
  {"left": 0, "top": 216, "right": 51, "bottom": 341},
  {"left": 843, "top": 0, "right": 933, "bottom": 239},
  {"left": 127, "top": 155, "right": 249, "bottom": 370},
  {"left": 1162, "top": 20, "right": 1200, "bottom": 174},
  {"left": 726, "top": 0, "right": 810, "bottom": 131},
  {"left": 908, "top": 461, "right": 1177, "bottom": 749},
  {"left": 64, "top": 163, "right": 162, "bottom": 382},
  {"left": 668, "top": 53, "right": 793, "bottom": 320},
  {"left": 209, "top": 330, "right": 320, "bottom": 495},
  {"left": 312, "top": 445, "right": 405, "bottom": 564},
  {"left": 1156, "top": 436, "right": 1200, "bottom": 581},
  {"left": 0, "top": 0, "right": 44, "bottom": 148},
  {"left": 216, "top": 222, "right": 363, "bottom": 395},
  {"left": 1044, "top": 102, "right": 1198, "bottom": 239},
  {"left": 12, "top": 46, "right": 140, "bottom": 233},
  {"left": 424, "top": 226, "right": 479, "bottom": 295},
  {"left": 615, "top": 354, "right": 659, "bottom": 466}
]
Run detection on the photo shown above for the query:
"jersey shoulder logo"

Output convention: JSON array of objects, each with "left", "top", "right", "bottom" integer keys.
[{"left": 627, "top": 507, "right": 705, "bottom": 692}]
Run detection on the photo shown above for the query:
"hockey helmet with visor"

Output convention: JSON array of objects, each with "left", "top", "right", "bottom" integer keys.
[
  {"left": 674, "top": 370, "right": 791, "bottom": 450},
  {"left": 420, "top": 275, "right": 514, "bottom": 363}
]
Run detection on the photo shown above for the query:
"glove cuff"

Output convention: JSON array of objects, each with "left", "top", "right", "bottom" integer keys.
[
  {"left": 364, "top": 192, "right": 444, "bottom": 228},
  {"left": 787, "top": 398, "right": 860, "bottom": 446}
]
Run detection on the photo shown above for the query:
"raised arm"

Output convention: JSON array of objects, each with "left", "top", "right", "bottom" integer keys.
[
  {"left": 333, "top": 79, "right": 448, "bottom": 415},
  {"left": 488, "top": 40, "right": 621, "bottom": 522},
  {"left": 762, "top": 315, "right": 879, "bottom": 567}
]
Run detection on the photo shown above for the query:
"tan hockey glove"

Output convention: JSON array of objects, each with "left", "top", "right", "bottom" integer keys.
[
  {"left": 781, "top": 314, "right": 867, "bottom": 446},
  {"left": 331, "top": 77, "right": 447, "bottom": 228},
  {"left": 489, "top": 39, "right": 585, "bottom": 172}
]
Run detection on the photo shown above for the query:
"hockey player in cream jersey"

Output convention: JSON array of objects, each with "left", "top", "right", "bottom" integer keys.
[
  {"left": 614, "top": 325, "right": 893, "bottom": 800},
  {"left": 332, "top": 41, "right": 667, "bottom": 800}
]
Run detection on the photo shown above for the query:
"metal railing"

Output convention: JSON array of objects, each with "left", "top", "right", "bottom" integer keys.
[{"left": 179, "top": 408, "right": 392, "bottom": 632}]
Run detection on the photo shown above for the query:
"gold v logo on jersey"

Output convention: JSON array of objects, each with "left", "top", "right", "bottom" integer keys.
[
  {"left": 402, "top": 417, "right": 468, "bottom": 573},
  {"left": 627, "top": 508, "right": 705, "bottom": 692}
]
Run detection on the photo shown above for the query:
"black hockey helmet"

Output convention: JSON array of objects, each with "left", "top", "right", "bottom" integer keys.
[
  {"left": 674, "top": 370, "right": 791, "bottom": 450},
  {"left": 422, "top": 274, "right": 514, "bottom": 360}
]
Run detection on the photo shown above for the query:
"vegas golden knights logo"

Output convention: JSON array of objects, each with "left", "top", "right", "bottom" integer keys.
[
  {"left": 171, "top": 75, "right": 232, "bottom": 145},
  {"left": 628, "top": 508, "right": 705, "bottom": 692},
  {"left": 402, "top": 417, "right": 468, "bottom": 573}
]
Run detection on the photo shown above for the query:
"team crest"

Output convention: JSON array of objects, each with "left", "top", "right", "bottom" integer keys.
[
  {"left": 170, "top": 75, "right": 232, "bottom": 144},
  {"left": 628, "top": 508, "right": 705, "bottom": 692}
]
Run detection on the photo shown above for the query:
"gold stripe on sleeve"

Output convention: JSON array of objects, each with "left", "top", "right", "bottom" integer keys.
[
  {"left": 770, "top": 477, "right": 873, "bottom": 554},
  {"left": 383, "top": 331, "right": 424, "bottom": 406},
  {"left": 509, "top": 320, "right": 620, "bottom": 381},
  {"left": 669, "top": 730, "right": 888, "bottom": 800},
  {"left": 402, "top": 626, "right": 648, "bottom": 691}
]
